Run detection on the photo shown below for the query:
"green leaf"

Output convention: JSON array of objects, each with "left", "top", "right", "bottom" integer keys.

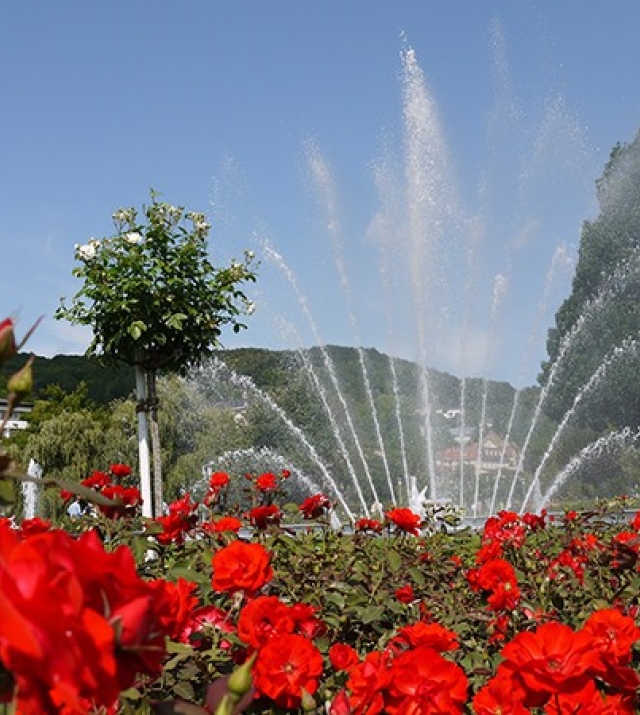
[
  {"left": 129, "top": 321, "right": 146, "bottom": 339},
  {"left": 360, "top": 605, "right": 385, "bottom": 624},
  {"left": 386, "top": 548, "right": 402, "bottom": 572},
  {"left": 0, "top": 476, "right": 16, "bottom": 506}
]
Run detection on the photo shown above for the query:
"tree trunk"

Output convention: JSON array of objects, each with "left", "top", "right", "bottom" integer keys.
[
  {"left": 148, "top": 368, "right": 164, "bottom": 517},
  {"left": 135, "top": 365, "right": 153, "bottom": 518}
]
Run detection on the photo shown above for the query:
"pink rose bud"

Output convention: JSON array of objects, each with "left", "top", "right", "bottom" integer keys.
[{"left": 0, "top": 318, "right": 17, "bottom": 365}]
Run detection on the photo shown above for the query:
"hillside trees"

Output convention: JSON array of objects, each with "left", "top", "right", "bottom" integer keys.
[{"left": 542, "top": 129, "right": 640, "bottom": 430}]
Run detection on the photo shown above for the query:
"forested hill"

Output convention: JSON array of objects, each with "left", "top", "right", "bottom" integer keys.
[
  {"left": 0, "top": 353, "right": 135, "bottom": 405},
  {"left": 0, "top": 348, "right": 534, "bottom": 444}
]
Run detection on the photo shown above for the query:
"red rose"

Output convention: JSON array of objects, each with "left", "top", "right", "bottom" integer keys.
[
  {"left": 299, "top": 494, "right": 331, "bottom": 520},
  {"left": 209, "top": 471, "right": 230, "bottom": 489},
  {"left": 355, "top": 518, "right": 383, "bottom": 534},
  {"left": 237, "top": 595, "right": 294, "bottom": 649},
  {"left": 212, "top": 540, "right": 273, "bottom": 595},
  {"left": 392, "top": 621, "right": 459, "bottom": 652},
  {"left": 18, "top": 518, "right": 52, "bottom": 536},
  {"left": 385, "top": 507, "right": 422, "bottom": 536},
  {"left": 346, "top": 650, "right": 393, "bottom": 715},
  {"left": 394, "top": 585, "right": 414, "bottom": 604},
  {"left": 82, "top": 470, "right": 111, "bottom": 490},
  {"left": 99, "top": 485, "right": 142, "bottom": 519},
  {"left": 247, "top": 505, "right": 281, "bottom": 530},
  {"left": 500, "top": 622, "right": 601, "bottom": 703},
  {"left": 329, "top": 643, "right": 360, "bottom": 672},
  {"left": 386, "top": 645, "right": 468, "bottom": 713},
  {"left": 202, "top": 516, "right": 243, "bottom": 535},
  {"left": 109, "top": 463, "right": 132, "bottom": 479},
  {"left": 255, "top": 472, "right": 278, "bottom": 492},
  {"left": 252, "top": 633, "right": 323, "bottom": 709}
]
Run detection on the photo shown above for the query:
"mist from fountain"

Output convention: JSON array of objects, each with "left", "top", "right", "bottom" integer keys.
[
  {"left": 23, "top": 458, "right": 41, "bottom": 520},
  {"left": 195, "top": 35, "right": 640, "bottom": 520},
  {"left": 519, "top": 338, "right": 640, "bottom": 512},
  {"left": 194, "top": 358, "right": 356, "bottom": 519}
]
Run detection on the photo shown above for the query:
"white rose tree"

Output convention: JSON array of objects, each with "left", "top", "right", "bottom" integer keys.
[{"left": 57, "top": 193, "right": 257, "bottom": 517}]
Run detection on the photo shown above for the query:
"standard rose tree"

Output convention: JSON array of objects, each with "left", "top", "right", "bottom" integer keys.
[{"left": 56, "top": 194, "right": 257, "bottom": 517}]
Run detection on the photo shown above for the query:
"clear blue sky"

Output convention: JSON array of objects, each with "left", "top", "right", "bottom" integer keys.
[{"left": 3, "top": 1, "right": 640, "bottom": 388}]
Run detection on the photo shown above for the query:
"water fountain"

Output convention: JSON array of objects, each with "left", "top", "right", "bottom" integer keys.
[{"left": 189, "top": 35, "right": 640, "bottom": 521}]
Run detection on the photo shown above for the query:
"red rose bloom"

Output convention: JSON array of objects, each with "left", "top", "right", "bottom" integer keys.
[
  {"left": 255, "top": 472, "right": 278, "bottom": 492},
  {"left": 472, "top": 667, "right": 529, "bottom": 715},
  {"left": 385, "top": 507, "right": 422, "bottom": 536},
  {"left": 355, "top": 518, "right": 383, "bottom": 534},
  {"left": 0, "top": 528, "right": 179, "bottom": 713},
  {"left": 582, "top": 608, "right": 640, "bottom": 665},
  {"left": 237, "top": 595, "right": 294, "bottom": 649},
  {"left": 202, "top": 516, "right": 243, "bottom": 535},
  {"left": 500, "top": 621, "right": 601, "bottom": 704},
  {"left": 82, "top": 470, "right": 111, "bottom": 490},
  {"left": 346, "top": 650, "right": 393, "bottom": 715},
  {"left": 289, "top": 602, "right": 326, "bottom": 639},
  {"left": 386, "top": 645, "right": 468, "bottom": 714},
  {"left": 109, "top": 463, "right": 132, "bottom": 479},
  {"left": 467, "top": 557, "right": 521, "bottom": 611},
  {"left": 212, "top": 540, "right": 273, "bottom": 595},
  {"left": 252, "top": 634, "right": 323, "bottom": 709},
  {"left": 99, "top": 485, "right": 142, "bottom": 519},
  {"left": 392, "top": 621, "right": 459, "bottom": 652},
  {"left": 299, "top": 493, "right": 331, "bottom": 519},
  {"left": 209, "top": 471, "right": 230, "bottom": 489},
  {"left": 329, "top": 643, "right": 360, "bottom": 672},
  {"left": 394, "top": 585, "right": 414, "bottom": 604},
  {"left": 247, "top": 505, "right": 281, "bottom": 529},
  {"left": 18, "top": 517, "right": 52, "bottom": 536}
]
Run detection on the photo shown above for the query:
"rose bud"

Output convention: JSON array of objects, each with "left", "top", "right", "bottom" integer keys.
[
  {"left": 0, "top": 318, "right": 17, "bottom": 365},
  {"left": 7, "top": 354, "right": 35, "bottom": 405}
]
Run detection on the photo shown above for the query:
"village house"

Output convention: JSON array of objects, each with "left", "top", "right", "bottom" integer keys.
[{"left": 436, "top": 430, "right": 519, "bottom": 473}]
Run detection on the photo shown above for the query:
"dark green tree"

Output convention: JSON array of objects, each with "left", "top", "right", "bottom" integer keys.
[{"left": 542, "top": 129, "right": 640, "bottom": 430}]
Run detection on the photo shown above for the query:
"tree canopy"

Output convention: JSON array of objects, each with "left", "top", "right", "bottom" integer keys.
[
  {"left": 542, "top": 129, "right": 640, "bottom": 429},
  {"left": 56, "top": 194, "right": 257, "bottom": 374}
]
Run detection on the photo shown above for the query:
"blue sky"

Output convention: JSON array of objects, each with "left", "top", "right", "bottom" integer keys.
[{"left": 3, "top": 1, "right": 640, "bottom": 388}]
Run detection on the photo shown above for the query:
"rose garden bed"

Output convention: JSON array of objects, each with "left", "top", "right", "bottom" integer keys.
[{"left": 2, "top": 463, "right": 640, "bottom": 714}]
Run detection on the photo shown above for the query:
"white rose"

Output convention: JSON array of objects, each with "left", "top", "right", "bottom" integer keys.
[
  {"left": 76, "top": 240, "right": 98, "bottom": 260},
  {"left": 124, "top": 232, "right": 143, "bottom": 245}
]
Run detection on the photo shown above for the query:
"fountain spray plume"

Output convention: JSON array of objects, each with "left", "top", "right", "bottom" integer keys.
[
  {"left": 520, "top": 337, "right": 640, "bottom": 513},
  {"left": 401, "top": 44, "right": 458, "bottom": 503},
  {"left": 504, "top": 271, "right": 628, "bottom": 510},
  {"left": 472, "top": 273, "right": 508, "bottom": 517},
  {"left": 262, "top": 241, "right": 382, "bottom": 514},
  {"left": 307, "top": 144, "right": 397, "bottom": 506},
  {"left": 489, "top": 244, "right": 574, "bottom": 514},
  {"left": 535, "top": 428, "right": 640, "bottom": 510},
  {"left": 274, "top": 314, "right": 373, "bottom": 516},
  {"left": 369, "top": 157, "right": 416, "bottom": 506},
  {"left": 196, "top": 358, "right": 355, "bottom": 520}
]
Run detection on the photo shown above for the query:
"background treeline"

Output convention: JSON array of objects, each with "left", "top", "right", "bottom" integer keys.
[{"left": 0, "top": 353, "right": 134, "bottom": 405}]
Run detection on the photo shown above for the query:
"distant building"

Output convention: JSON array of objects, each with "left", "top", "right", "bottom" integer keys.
[
  {"left": 436, "top": 430, "right": 519, "bottom": 473},
  {"left": 0, "top": 399, "right": 33, "bottom": 438}
]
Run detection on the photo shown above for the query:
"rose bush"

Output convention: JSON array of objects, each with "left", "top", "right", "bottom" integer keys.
[{"left": 3, "top": 450, "right": 640, "bottom": 712}]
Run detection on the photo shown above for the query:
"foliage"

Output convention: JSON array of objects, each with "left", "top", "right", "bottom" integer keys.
[
  {"left": 56, "top": 194, "right": 257, "bottom": 373},
  {"left": 543, "top": 128, "right": 640, "bottom": 431},
  {"left": 10, "top": 468, "right": 640, "bottom": 714},
  {"left": 0, "top": 352, "right": 134, "bottom": 404}
]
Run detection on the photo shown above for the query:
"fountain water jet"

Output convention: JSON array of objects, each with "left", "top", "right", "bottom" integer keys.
[{"left": 195, "top": 40, "right": 640, "bottom": 520}]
